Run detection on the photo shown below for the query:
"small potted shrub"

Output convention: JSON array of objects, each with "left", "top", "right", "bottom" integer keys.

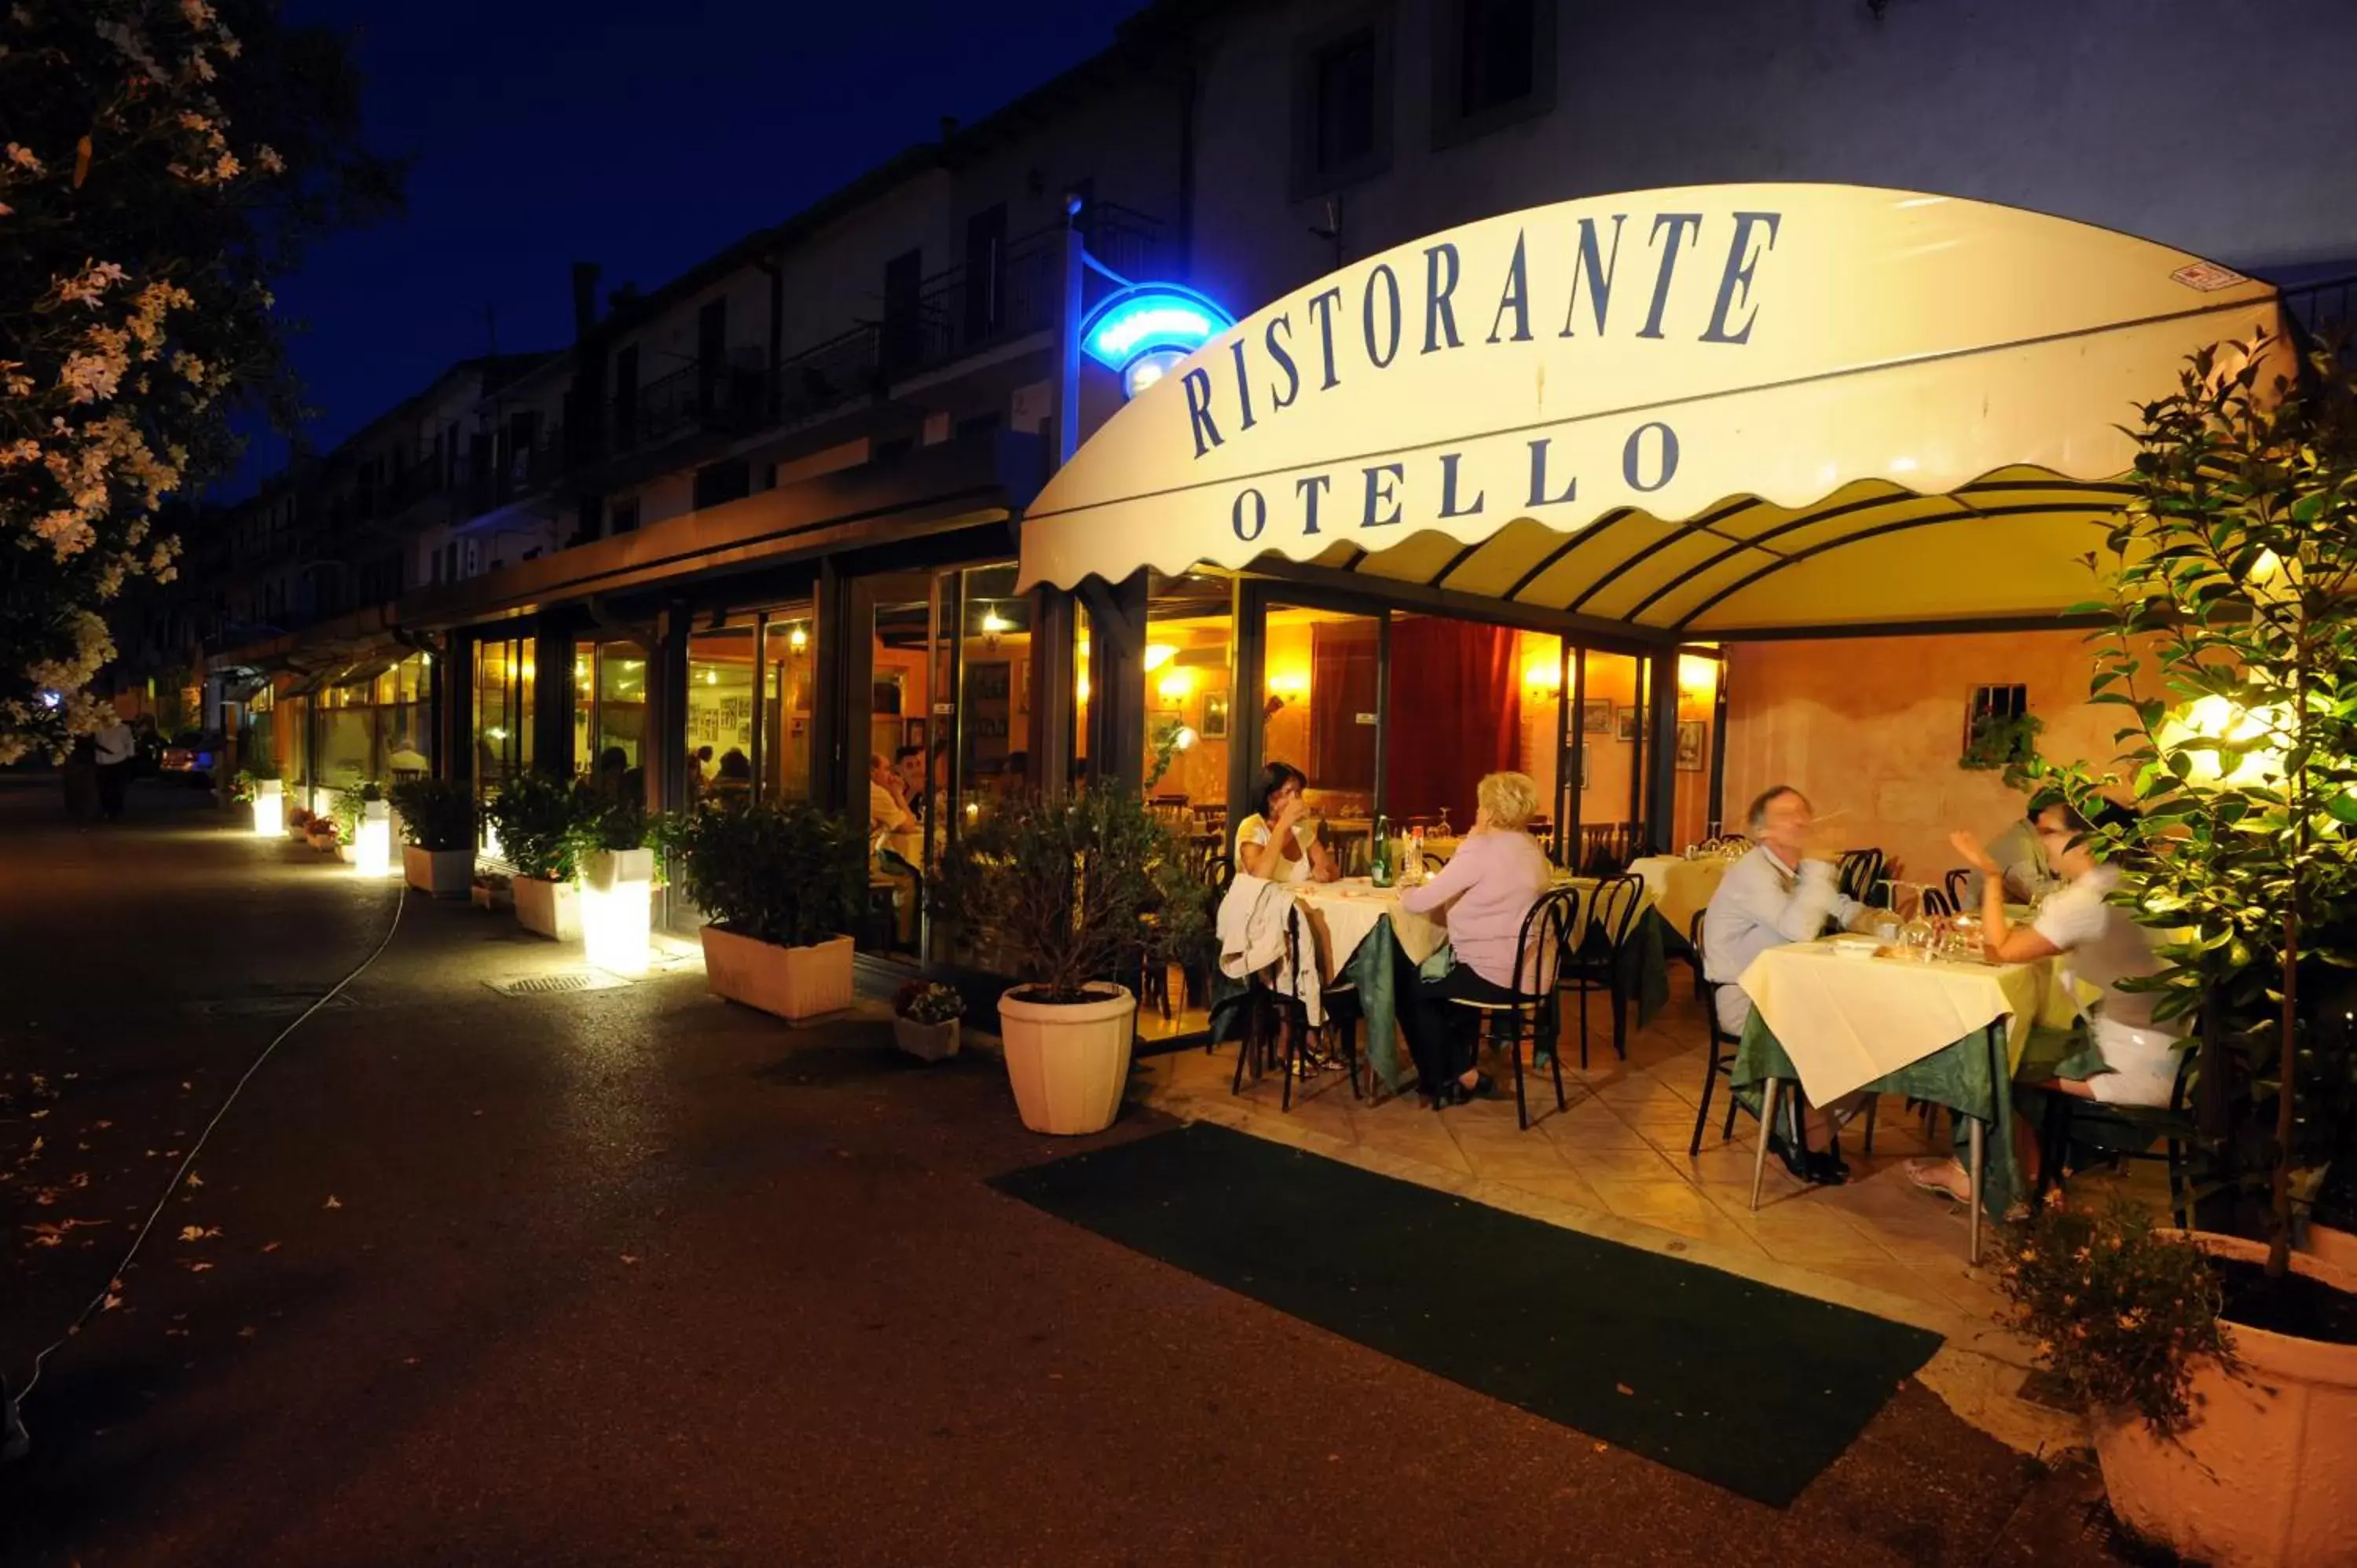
[
  {"left": 387, "top": 777, "right": 476, "bottom": 898},
  {"left": 327, "top": 782, "right": 384, "bottom": 863},
  {"left": 238, "top": 764, "right": 284, "bottom": 836},
  {"left": 574, "top": 788, "right": 656, "bottom": 974},
  {"left": 665, "top": 799, "right": 866, "bottom": 1023},
  {"left": 931, "top": 788, "right": 1193, "bottom": 1134},
  {"left": 484, "top": 771, "right": 586, "bottom": 940},
  {"left": 891, "top": 980, "right": 966, "bottom": 1061},
  {"left": 308, "top": 799, "right": 343, "bottom": 854}
]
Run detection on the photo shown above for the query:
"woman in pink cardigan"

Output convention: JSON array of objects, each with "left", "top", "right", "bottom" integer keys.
[{"left": 1401, "top": 771, "right": 1555, "bottom": 1108}]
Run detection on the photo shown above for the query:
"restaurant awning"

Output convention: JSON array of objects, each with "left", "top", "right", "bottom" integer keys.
[{"left": 1016, "top": 185, "right": 2285, "bottom": 634}]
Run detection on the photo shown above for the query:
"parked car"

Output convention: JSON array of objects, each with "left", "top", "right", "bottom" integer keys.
[{"left": 158, "top": 729, "right": 223, "bottom": 786}]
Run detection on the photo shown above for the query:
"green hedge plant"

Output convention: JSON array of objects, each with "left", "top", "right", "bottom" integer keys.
[
  {"left": 663, "top": 800, "right": 866, "bottom": 951},
  {"left": 482, "top": 771, "right": 588, "bottom": 881},
  {"left": 387, "top": 777, "right": 475, "bottom": 853}
]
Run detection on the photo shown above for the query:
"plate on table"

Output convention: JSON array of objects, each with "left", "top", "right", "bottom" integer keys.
[{"left": 1828, "top": 935, "right": 1881, "bottom": 961}]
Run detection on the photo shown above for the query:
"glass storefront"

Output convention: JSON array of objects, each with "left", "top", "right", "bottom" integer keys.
[
  {"left": 573, "top": 639, "right": 645, "bottom": 797},
  {"left": 471, "top": 637, "right": 533, "bottom": 797},
  {"left": 759, "top": 610, "right": 816, "bottom": 801},
  {"left": 308, "top": 652, "right": 435, "bottom": 803}
]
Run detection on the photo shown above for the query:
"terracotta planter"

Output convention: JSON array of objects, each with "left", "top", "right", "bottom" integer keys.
[
  {"left": 893, "top": 1016, "right": 961, "bottom": 1061},
  {"left": 699, "top": 926, "right": 854, "bottom": 1024},
  {"left": 2304, "top": 1223, "right": 2357, "bottom": 1274},
  {"left": 402, "top": 844, "right": 474, "bottom": 899},
  {"left": 996, "top": 983, "right": 1135, "bottom": 1135},
  {"left": 2091, "top": 1233, "right": 2357, "bottom": 1568},
  {"left": 512, "top": 874, "right": 580, "bottom": 941}
]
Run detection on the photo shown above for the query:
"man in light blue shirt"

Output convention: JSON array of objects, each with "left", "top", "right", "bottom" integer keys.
[{"left": 1703, "top": 783, "right": 1872, "bottom": 1182}]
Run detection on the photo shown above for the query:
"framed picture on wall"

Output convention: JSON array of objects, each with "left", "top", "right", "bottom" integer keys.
[
  {"left": 1614, "top": 706, "right": 1639, "bottom": 742},
  {"left": 1580, "top": 698, "right": 1611, "bottom": 735},
  {"left": 1676, "top": 719, "right": 1706, "bottom": 771},
  {"left": 904, "top": 717, "right": 928, "bottom": 752},
  {"left": 1201, "top": 693, "right": 1230, "bottom": 739}
]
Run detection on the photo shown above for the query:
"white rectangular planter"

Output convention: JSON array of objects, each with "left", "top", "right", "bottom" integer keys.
[
  {"left": 580, "top": 848, "right": 654, "bottom": 976},
  {"left": 701, "top": 927, "right": 854, "bottom": 1024},
  {"left": 403, "top": 844, "right": 474, "bottom": 898},
  {"left": 513, "top": 874, "right": 581, "bottom": 941},
  {"left": 893, "top": 1017, "right": 962, "bottom": 1061},
  {"left": 251, "top": 779, "right": 284, "bottom": 837}
]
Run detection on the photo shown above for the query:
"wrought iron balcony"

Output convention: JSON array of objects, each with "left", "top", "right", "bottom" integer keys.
[{"left": 885, "top": 203, "right": 1166, "bottom": 383}]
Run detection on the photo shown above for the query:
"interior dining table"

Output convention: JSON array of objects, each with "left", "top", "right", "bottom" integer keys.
[
  {"left": 1625, "top": 852, "right": 1734, "bottom": 940},
  {"left": 1728, "top": 936, "right": 2080, "bottom": 1261}
]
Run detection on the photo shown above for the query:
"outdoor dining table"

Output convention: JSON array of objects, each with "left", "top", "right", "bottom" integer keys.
[
  {"left": 1729, "top": 937, "right": 2077, "bottom": 1262},
  {"left": 1277, "top": 871, "right": 1674, "bottom": 1094},
  {"left": 1626, "top": 853, "right": 1732, "bottom": 940}
]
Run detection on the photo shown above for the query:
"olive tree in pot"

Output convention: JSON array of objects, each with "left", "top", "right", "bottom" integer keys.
[
  {"left": 483, "top": 771, "right": 586, "bottom": 940},
  {"left": 2021, "top": 332, "right": 2357, "bottom": 1567},
  {"left": 665, "top": 800, "right": 866, "bottom": 1023},
  {"left": 387, "top": 778, "right": 476, "bottom": 898},
  {"left": 931, "top": 788, "right": 1193, "bottom": 1134}
]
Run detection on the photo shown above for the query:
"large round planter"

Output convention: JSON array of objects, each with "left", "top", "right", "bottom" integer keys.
[
  {"left": 700, "top": 926, "right": 854, "bottom": 1024},
  {"left": 512, "top": 874, "right": 581, "bottom": 941},
  {"left": 2091, "top": 1233, "right": 2357, "bottom": 1567},
  {"left": 996, "top": 983, "right": 1135, "bottom": 1136},
  {"left": 402, "top": 844, "right": 475, "bottom": 899}
]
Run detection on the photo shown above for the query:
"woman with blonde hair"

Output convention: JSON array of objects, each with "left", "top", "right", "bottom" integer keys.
[{"left": 1400, "top": 771, "right": 1554, "bottom": 1108}]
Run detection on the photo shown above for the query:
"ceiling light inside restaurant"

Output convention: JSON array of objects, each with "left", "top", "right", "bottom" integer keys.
[
  {"left": 1677, "top": 654, "right": 1720, "bottom": 696},
  {"left": 1143, "top": 643, "right": 1177, "bottom": 672},
  {"left": 980, "top": 608, "right": 1010, "bottom": 636}
]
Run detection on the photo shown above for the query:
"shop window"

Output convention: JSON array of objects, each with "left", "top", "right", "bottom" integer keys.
[
  {"left": 1262, "top": 604, "right": 1379, "bottom": 844},
  {"left": 1432, "top": 0, "right": 1555, "bottom": 147},
  {"left": 759, "top": 610, "right": 817, "bottom": 802},
  {"left": 1142, "top": 573, "right": 1233, "bottom": 816},
  {"left": 1291, "top": 11, "right": 1392, "bottom": 198},
  {"left": 686, "top": 628, "right": 757, "bottom": 804}
]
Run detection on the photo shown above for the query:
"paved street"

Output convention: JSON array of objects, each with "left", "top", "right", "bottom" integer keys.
[{"left": 0, "top": 779, "right": 2130, "bottom": 1566}]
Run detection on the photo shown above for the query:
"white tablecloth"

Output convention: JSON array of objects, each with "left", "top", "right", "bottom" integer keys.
[
  {"left": 1736, "top": 940, "right": 2058, "bottom": 1103},
  {"left": 1626, "top": 855, "right": 1730, "bottom": 937},
  {"left": 1287, "top": 879, "right": 1447, "bottom": 979}
]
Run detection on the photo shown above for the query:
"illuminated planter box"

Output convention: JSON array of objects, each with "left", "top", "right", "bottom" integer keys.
[
  {"left": 251, "top": 779, "right": 284, "bottom": 837},
  {"left": 580, "top": 848, "right": 654, "bottom": 976},
  {"left": 513, "top": 875, "right": 581, "bottom": 941},
  {"left": 699, "top": 927, "right": 853, "bottom": 1024},
  {"left": 354, "top": 800, "right": 393, "bottom": 877},
  {"left": 402, "top": 844, "right": 474, "bottom": 899}
]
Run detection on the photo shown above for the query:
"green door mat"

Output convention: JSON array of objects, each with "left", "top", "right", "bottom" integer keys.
[{"left": 992, "top": 1123, "right": 1939, "bottom": 1507}]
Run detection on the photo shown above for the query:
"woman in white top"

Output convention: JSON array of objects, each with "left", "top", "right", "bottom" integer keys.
[
  {"left": 1233, "top": 760, "right": 1340, "bottom": 885},
  {"left": 1908, "top": 800, "right": 2181, "bottom": 1202}
]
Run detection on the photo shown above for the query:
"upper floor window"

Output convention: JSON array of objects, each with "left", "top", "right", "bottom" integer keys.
[
  {"left": 1432, "top": 0, "right": 1556, "bottom": 148},
  {"left": 1291, "top": 9, "right": 1392, "bottom": 199}
]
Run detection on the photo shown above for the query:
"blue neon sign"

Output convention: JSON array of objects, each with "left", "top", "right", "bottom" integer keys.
[{"left": 1079, "top": 283, "right": 1234, "bottom": 379}]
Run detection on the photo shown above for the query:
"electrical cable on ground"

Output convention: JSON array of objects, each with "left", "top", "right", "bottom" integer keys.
[{"left": 16, "top": 872, "right": 409, "bottom": 1405}]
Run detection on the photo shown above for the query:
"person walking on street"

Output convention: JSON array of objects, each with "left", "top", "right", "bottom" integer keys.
[{"left": 93, "top": 715, "right": 137, "bottom": 820}]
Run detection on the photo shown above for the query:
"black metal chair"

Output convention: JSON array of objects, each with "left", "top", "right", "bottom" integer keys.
[
  {"left": 1919, "top": 886, "right": 1957, "bottom": 918},
  {"left": 2029, "top": 1044, "right": 2198, "bottom": 1225},
  {"left": 1447, "top": 885, "right": 1577, "bottom": 1130},
  {"left": 1558, "top": 874, "right": 1644, "bottom": 1068},
  {"left": 1836, "top": 848, "right": 1886, "bottom": 907},
  {"left": 1943, "top": 867, "right": 1972, "bottom": 909},
  {"left": 1687, "top": 912, "right": 1879, "bottom": 1160},
  {"left": 1228, "top": 896, "right": 1362, "bottom": 1112}
]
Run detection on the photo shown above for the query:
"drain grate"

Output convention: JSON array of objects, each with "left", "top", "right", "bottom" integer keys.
[{"left": 484, "top": 971, "right": 629, "bottom": 998}]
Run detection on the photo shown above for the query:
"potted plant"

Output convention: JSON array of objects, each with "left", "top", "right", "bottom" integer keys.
[
  {"left": 891, "top": 980, "right": 966, "bottom": 1061},
  {"left": 327, "top": 782, "right": 384, "bottom": 865},
  {"left": 237, "top": 764, "right": 284, "bottom": 836},
  {"left": 387, "top": 777, "right": 476, "bottom": 898},
  {"left": 574, "top": 788, "right": 657, "bottom": 975},
  {"left": 931, "top": 788, "right": 1194, "bottom": 1134},
  {"left": 484, "top": 771, "right": 586, "bottom": 940},
  {"left": 665, "top": 799, "right": 866, "bottom": 1022},
  {"left": 2023, "top": 332, "right": 2357, "bottom": 1566}
]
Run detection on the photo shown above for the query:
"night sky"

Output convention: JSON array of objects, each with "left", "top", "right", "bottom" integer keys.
[{"left": 233, "top": 0, "right": 1155, "bottom": 496}]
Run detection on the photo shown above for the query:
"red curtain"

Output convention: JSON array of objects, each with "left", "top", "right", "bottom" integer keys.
[{"left": 1382, "top": 618, "right": 1521, "bottom": 824}]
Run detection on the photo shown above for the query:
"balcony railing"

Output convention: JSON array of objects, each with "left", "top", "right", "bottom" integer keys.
[
  {"left": 456, "top": 424, "right": 566, "bottom": 512},
  {"left": 887, "top": 203, "right": 1167, "bottom": 383},
  {"left": 772, "top": 324, "right": 883, "bottom": 427},
  {"left": 607, "top": 360, "right": 767, "bottom": 457}
]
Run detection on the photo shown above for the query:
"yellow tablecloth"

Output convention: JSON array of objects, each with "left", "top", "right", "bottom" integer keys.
[
  {"left": 1626, "top": 854, "right": 1730, "bottom": 937},
  {"left": 1736, "top": 940, "right": 2071, "bottom": 1104},
  {"left": 1287, "top": 879, "right": 1446, "bottom": 977}
]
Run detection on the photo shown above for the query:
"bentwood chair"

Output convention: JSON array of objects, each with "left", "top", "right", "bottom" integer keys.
[
  {"left": 1943, "top": 868, "right": 1973, "bottom": 909},
  {"left": 1919, "top": 886, "right": 1958, "bottom": 918},
  {"left": 1559, "top": 874, "right": 1644, "bottom": 1068},
  {"left": 1836, "top": 848, "right": 1886, "bottom": 908},
  {"left": 1448, "top": 885, "right": 1577, "bottom": 1130},
  {"left": 1230, "top": 896, "right": 1362, "bottom": 1112},
  {"left": 2030, "top": 1046, "right": 2198, "bottom": 1225},
  {"left": 1688, "top": 913, "right": 1880, "bottom": 1160}
]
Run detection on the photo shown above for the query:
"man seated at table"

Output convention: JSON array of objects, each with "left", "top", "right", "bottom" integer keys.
[
  {"left": 1967, "top": 793, "right": 2071, "bottom": 903},
  {"left": 1702, "top": 783, "right": 1877, "bottom": 1184}
]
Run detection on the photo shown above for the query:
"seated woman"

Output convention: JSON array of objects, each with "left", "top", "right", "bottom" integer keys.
[
  {"left": 1908, "top": 800, "right": 2181, "bottom": 1202},
  {"left": 1402, "top": 771, "right": 1556, "bottom": 1109},
  {"left": 1233, "top": 761, "right": 1340, "bottom": 885}
]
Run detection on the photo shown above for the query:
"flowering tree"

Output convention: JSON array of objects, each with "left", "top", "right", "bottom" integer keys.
[{"left": 0, "top": 0, "right": 396, "bottom": 760}]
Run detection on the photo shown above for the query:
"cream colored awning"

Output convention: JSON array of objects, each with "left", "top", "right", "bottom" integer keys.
[{"left": 1017, "top": 185, "right": 2284, "bottom": 633}]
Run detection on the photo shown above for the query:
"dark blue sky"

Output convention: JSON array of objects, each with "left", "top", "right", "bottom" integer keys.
[{"left": 237, "top": 0, "right": 1153, "bottom": 494}]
